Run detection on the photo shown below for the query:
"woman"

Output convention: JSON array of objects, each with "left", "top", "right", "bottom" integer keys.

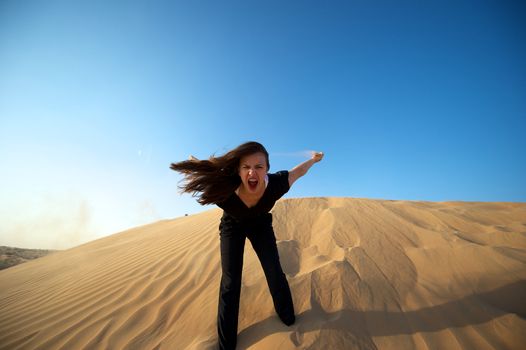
[{"left": 170, "top": 141, "right": 324, "bottom": 350}]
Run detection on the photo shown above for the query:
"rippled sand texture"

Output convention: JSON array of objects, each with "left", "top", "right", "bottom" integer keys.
[{"left": 1, "top": 198, "right": 525, "bottom": 349}]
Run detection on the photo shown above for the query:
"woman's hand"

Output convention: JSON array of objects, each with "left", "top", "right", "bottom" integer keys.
[{"left": 311, "top": 151, "right": 324, "bottom": 163}]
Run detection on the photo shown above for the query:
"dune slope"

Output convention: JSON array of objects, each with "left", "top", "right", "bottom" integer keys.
[{"left": 1, "top": 198, "right": 525, "bottom": 349}]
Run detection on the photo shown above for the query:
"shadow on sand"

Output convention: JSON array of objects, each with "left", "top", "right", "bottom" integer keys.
[{"left": 236, "top": 280, "right": 526, "bottom": 349}]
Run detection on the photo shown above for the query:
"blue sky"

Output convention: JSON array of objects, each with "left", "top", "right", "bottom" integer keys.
[{"left": 1, "top": 0, "right": 525, "bottom": 249}]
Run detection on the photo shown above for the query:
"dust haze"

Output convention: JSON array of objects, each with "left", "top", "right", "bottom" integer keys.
[{"left": 0, "top": 192, "right": 162, "bottom": 250}]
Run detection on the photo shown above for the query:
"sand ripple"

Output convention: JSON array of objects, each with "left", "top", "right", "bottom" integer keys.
[{"left": 1, "top": 198, "right": 525, "bottom": 349}]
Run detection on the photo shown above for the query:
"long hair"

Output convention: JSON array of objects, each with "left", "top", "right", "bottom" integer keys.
[{"left": 170, "top": 141, "right": 270, "bottom": 205}]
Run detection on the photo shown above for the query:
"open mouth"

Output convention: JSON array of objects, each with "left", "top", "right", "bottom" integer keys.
[{"left": 248, "top": 178, "right": 258, "bottom": 190}]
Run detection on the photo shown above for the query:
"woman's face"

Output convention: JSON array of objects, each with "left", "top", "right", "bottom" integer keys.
[{"left": 238, "top": 152, "right": 268, "bottom": 194}]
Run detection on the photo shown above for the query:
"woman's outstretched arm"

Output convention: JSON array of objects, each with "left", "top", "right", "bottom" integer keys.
[{"left": 288, "top": 151, "right": 324, "bottom": 187}]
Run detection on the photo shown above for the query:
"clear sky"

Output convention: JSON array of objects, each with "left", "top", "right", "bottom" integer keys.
[{"left": 1, "top": 0, "right": 525, "bottom": 249}]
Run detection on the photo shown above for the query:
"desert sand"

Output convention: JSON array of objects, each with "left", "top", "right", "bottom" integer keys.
[{"left": 0, "top": 197, "right": 525, "bottom": 349}]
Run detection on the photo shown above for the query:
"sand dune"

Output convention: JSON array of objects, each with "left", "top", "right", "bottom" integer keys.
[{"left": 1, "top": 197, "right": 525, "bottom": 349}]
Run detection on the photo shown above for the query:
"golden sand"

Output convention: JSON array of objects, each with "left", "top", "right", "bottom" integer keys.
[{"left": 1, "top": 197, "right": 525, "bottom": 349}]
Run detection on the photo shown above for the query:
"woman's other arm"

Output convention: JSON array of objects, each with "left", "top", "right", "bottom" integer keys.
[{"left": 288, "top": 151, "right": 324, "bottom": 187}]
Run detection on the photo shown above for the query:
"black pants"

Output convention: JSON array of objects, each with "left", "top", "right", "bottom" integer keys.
[{"left": 217, "top": 214, "right": 295, "bottom": 350}]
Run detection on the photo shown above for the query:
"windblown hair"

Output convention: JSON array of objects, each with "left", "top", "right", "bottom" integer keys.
[{"left": 170, "top": 141, "right": 270, "bottom": 205}]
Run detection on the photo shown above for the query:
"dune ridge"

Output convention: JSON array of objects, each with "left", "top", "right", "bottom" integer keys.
[{"left": 0, "top": 197, "right": 525, "bottom": 349}]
